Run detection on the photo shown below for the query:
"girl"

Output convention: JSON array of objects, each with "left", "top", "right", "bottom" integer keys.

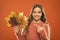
[{"left": 14, "top": 4, "right": 50, "bottom": 40}]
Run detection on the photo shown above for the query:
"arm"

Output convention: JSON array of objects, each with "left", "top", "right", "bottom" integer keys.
[
  {"left": 14, "top": 25, "right": 20, "bottom": 40},
  {"left": 14, "top": 25, "right": 27, "bottom": 40},
  {"left": 34, "top": 24, "right": 50, "bottom": 40},
  {"left": 44, "top": 24, "right": 50, "bottom": 40}
]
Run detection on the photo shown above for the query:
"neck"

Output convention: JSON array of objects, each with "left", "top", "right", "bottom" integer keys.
[{"left": 33, "top": 20, "right": 41, "bottom": 24}]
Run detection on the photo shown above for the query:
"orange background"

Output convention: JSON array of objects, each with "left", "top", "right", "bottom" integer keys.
[{"left": 0, "top": 0, "right": 60, "bottom": 40}]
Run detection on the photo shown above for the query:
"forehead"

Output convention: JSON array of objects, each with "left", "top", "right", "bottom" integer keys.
[{"left": 33, "top": 7, "right": 41, "bottom": 11}]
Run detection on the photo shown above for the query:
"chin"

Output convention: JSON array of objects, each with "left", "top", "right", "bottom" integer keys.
[{"left": 34, "top": 18, "right": 40, "bottom": 21}]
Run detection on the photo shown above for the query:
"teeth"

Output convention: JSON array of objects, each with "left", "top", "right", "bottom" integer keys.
[{"left": 35, "top": 16, "right": 39, "bottom": 17}]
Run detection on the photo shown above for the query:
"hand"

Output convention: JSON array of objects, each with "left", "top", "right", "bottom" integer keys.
[
  {"left": 14, "top": 25, "right": 20, "bottom": 33},
  {"left": 21, "top": 28, "right": 27, "bottom": 36},
  {"left": 34, "top": 24, "right": 44, "bottom": 33}
]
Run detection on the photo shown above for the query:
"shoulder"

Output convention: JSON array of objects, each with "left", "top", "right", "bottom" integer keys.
[{"left": 44, "top": 23, "right": 50, "bottom": 29}]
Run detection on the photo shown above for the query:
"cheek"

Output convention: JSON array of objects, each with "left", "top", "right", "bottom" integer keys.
[{"left": 37, "top": 14, "right": 42, "bottom": 17}]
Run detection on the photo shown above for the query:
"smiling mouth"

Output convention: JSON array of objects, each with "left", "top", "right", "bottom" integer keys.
[{"left": 35, "top": 16, "right": 40, "bottom": 18}]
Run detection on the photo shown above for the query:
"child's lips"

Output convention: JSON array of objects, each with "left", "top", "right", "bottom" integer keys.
[{"left": 35, "top": 15, "right": 40, "bottom": 18}]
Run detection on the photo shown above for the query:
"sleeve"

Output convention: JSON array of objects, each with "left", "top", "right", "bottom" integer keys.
[
  {"left": 15, "top": 29, "right": 26, "bottom": 40},
  {"left": 44, "top": 24, "right": 50, "bottom": 40},
  {"left": 38, "top": 24, "right": 50, "bottom": 40}
]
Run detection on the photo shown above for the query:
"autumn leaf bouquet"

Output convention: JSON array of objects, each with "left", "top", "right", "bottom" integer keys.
[{"left": 5, "top": 11, "right": 28, "bottom": 29}]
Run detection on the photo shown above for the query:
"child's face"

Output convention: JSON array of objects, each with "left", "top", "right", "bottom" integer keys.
[{"left": 32, "top": 7, "right": 42, "bottom": 21}]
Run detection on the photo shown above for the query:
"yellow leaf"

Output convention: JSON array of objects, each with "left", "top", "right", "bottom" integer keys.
[
  {"left": 5, "top": 17, "right": 10, "bottom": 23},
  {"left": 7, "top": 23, "right": 11, "bottom": 27},
  {"left": 24, "top": 16, "right": 28, "bottom": 21},
  {"left": 19, "top": 12, "right": 23, "bottom": 17},
  {"left": 10, "top": 11, "right": 17, "bottom": 17},
  {"left": 16, "top": 12, "right": 24, "bottom": 24},
  {"left": 5, "top": 17, "right": 11, "bottom": 27}
]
